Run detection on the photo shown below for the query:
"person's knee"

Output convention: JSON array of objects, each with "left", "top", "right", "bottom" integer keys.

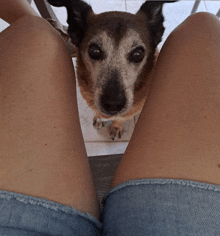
[
  {"left": 10, "top": 15, "right": 66, "bottom": 53},
  {"left": 163, "top": 12, "right": 220, "bottom": 55},
  {"left": 170, "top": 12, "right": 220, "bottom": 39},
  {"left": 187, "top": 12, "right": 218, "bottom": 22},
  {"left": 184, "top": 12, "right": 219, "bottom": 31}
]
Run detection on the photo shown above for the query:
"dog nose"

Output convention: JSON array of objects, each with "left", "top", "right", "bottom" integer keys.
[{"left": 101, "top": 84, "right": 126, "bottom": 115}]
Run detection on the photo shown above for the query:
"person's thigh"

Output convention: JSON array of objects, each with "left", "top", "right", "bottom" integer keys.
[
  {"left": 0, "top": 15, "right": 99, "bottom": 220},
  {"left": 112, "top": 12, "right": 220, "bottom": 187}
]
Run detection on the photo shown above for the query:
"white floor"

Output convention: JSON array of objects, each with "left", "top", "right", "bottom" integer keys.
[{"left": 1, "top": 0, "right": 219, "bottom": 156}]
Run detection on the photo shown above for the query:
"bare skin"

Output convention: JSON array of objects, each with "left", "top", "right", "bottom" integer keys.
[
  {"left": 0, "top": 15, "right": 99, "bottom": 219},
  {"left": 0, "top": 0, "right": 39, "bottom": 23}
]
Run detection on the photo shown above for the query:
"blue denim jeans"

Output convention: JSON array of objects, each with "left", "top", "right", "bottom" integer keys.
[
  {"left": 0, "top": 178, "right": 220, "bottom": 235},
  {"left": 101, "top": 179, "right": 220, "bottom": 236}
]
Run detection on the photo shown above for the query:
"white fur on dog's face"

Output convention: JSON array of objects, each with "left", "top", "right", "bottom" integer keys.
[{"left": 80, "top": 29, "right": 150, "bottom": 117}]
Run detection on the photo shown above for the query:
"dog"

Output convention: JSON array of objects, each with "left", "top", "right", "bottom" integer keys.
[{"left": 47, "top": 0, "right": 177, "bottom": 140}]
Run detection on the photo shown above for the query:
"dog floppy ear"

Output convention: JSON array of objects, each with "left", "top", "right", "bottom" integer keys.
[
  {"left": 47, "top": 0, "right": 93, "bottom": 47},
  {"left": 136, "top": 1, "right": 177, "bottom": 47}
]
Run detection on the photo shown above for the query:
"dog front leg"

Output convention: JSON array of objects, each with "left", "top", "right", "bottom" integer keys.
[
  {"left": 93, "top": 116, "right": 106, "bottom": 130},
  {"left": 108, "top": 120, "right": 123, "bottom": 141}
]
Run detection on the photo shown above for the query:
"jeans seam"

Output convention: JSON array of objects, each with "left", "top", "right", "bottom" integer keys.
[
  {"left": 0, "top": 190, "right": 102, "bottom": 228},
  {"left": 105, "top": 178, "right": 220, "bottom": 201}
]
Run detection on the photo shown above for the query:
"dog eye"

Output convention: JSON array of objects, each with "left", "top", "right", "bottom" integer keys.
[
  {"left": 129, "top": 47, "right": 145, "bottom": 63},
  {"left": 88, "top": 44, "right": 103, "bottom": 60}
]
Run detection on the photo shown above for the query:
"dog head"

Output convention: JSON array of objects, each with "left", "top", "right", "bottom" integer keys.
[{"left": 48, "top": 0, "right": 177, "bottom": 117}]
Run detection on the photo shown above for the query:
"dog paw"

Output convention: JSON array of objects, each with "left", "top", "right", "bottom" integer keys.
[
  {"left": 93, "top": 116, "right": 105, "bottom": 130},
  {"left": 108, "top": 122, "right": 123, "bottom": 141}
]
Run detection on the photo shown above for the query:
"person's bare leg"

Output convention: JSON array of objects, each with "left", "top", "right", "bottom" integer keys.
[
  {"left": 0, "top": 15, "right": 99, "bottom": 219},
  {"left": 112, "top": 12, "right": 220, "bottom": 188}
]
